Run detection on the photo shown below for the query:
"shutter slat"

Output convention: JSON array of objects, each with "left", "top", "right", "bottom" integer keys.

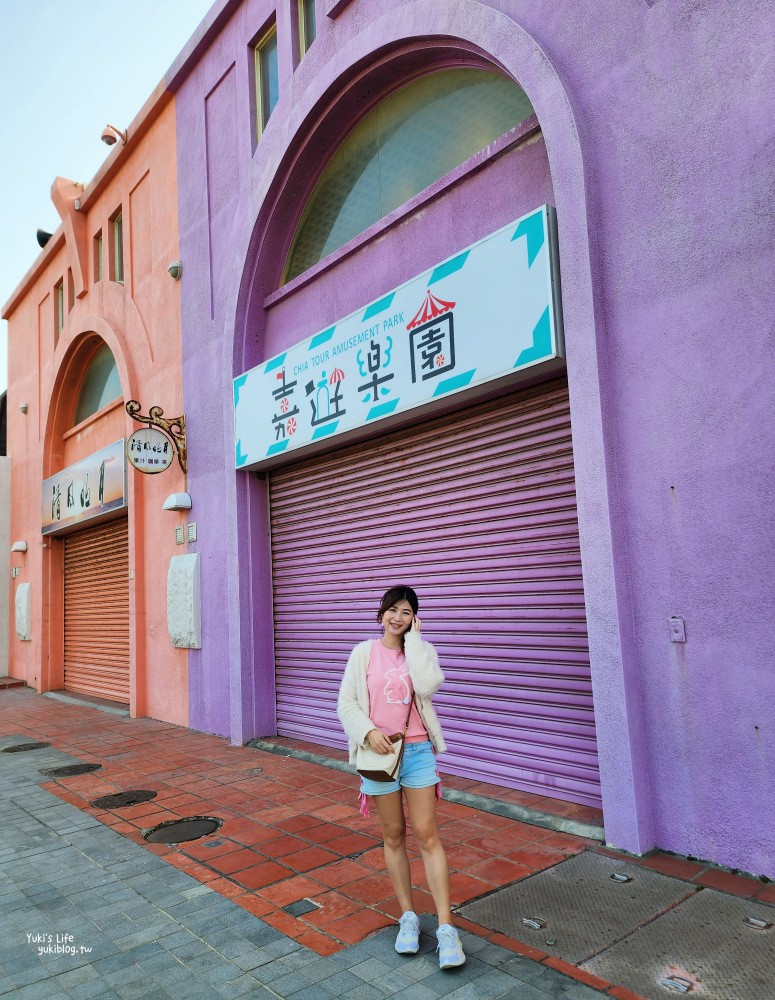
[
  {"left": 269, "top": 378, "right": 601, "bottom": 808},
  {"left": 64, "top": 519, "right": 129, "bottom": 703}
]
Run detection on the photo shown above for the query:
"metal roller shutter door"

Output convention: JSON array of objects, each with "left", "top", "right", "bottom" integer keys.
[
  {"left": 63, "top": 518, "right": 130, "bottom": 703},
  {"left": 269, "top": 377, "right": 601, "bottom": 807}
]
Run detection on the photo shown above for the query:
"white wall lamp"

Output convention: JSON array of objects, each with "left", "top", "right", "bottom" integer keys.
[
  {"left": 163, "top": 493, "right": 192, "bottom": 512},
  {"left": 19, "top": 402, "right": 28, "bottom": 413},
  {"left": 11, "top": 541, "right": 28, "bottom": 553}
]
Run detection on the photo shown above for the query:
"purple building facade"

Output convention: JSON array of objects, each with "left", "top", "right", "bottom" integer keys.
[{"left": 167, "top": 0, "right": 774, "bottom": 878}]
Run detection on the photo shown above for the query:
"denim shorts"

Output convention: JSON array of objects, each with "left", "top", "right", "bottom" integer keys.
[{"left": 359, "top": 740, "right": 439, "bottom": 796}]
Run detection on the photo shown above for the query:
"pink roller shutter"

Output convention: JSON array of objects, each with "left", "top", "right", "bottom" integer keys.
[{"left": 269, "top": 377, "right": 601, "bottom": 807}]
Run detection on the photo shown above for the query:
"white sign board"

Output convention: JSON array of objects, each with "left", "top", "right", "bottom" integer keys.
[
  {"left": 127, "top": 427, "right": 175, "bottom": 473},
  {"left": 42, "top": 440, "right": 127, "bottom": 535},
  {"left": 234, "top": 205, "right": 563, "bottom": 470}
]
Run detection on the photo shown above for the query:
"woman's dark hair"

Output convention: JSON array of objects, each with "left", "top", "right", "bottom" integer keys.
[{"left": 377, "top": 585, "right": 419, "bottom": 622}]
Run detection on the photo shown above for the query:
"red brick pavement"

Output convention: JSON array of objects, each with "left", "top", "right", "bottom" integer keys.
[{"left": 3, "top": 687, "right": 772, "bottom": 1000}]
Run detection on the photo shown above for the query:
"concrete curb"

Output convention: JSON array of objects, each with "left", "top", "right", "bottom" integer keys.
[{"left": 247, "top": 739, "right": 606, "bottom": 843}]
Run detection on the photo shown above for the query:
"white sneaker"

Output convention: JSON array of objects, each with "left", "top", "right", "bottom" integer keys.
[
  {"left": 395, "top": 910, "right": 420, "bottom": 954},
  {"left": 436, "top": 923, "right": 466, "bottom": 969}
]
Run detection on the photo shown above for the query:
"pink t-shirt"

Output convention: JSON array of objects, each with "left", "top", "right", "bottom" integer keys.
[{"left": 367, "top": 639, "right": 428, "bottom": 742}]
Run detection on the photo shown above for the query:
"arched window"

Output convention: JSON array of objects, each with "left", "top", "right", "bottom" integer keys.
[
  {"left": 73, "top": 344, "right": 122, "bottom": 426},
  {"left": 284, "top": 68, "right": 534, "bottom": 282}
]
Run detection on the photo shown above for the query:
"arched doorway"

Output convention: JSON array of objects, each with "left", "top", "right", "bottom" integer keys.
[
  {"left": 235, "top": 48, "right": 602, "bottom": 807},
  {"left": 42, "top": 335, "right": 130, "bottom": 703}
]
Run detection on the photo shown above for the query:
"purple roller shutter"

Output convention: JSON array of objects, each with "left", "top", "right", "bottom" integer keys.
[{"left": 269, "top": 377, "right": 601, "bottom": 807}]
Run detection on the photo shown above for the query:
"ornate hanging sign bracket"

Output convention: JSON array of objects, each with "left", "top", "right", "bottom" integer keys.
[{"left": 126, "top": 400, "right": 187, "bottom": 474}]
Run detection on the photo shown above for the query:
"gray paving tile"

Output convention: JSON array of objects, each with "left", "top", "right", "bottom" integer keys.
[
  {"left": 350, "top": 957, "right": 394, "bottom": 981},
  {"left": 215, "top": 975, "right": 273, "bottom": 998}
]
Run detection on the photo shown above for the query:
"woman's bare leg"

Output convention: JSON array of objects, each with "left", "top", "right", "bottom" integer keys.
[
  {"left": 403, "top": 785, "right": 452, "bottom": 925},
  {"left": 374, "top": 791, "right": 414, "bottom": 913}
]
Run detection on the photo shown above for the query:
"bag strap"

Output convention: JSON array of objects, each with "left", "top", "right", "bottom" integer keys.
[{"left": 399, "top": 694, "right": 415, "bottom": 737}]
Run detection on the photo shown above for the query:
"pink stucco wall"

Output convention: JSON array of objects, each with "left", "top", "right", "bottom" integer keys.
[{"left": 4, "top": 95, "right": 189, "bottom": 727}]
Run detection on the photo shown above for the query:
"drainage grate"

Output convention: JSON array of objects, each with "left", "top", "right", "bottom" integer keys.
[
  {"left": 2, "top": 742, "right": 52, "bottom": 753},
  {"left": 90, "top": 790, "right": 158, "bottom": 809},
  {"left": 41, "top": 762, "right": 102, "bottom": 777},
  {"left": 143, "top": 816, "right": 222, "bottom": 844},
  {"left": 458, "top": 852, "right": 697, "bottom": 964},
  {"left": 582, "top": 888, "right": 775, "bottom": 1000}
]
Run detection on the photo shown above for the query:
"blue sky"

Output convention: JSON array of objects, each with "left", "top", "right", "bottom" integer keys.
[{"left": 0, "top": 0, "right": 216, "bottom": 394}]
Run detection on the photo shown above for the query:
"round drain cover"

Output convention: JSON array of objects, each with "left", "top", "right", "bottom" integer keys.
[
  {"left": 2, "top": 742, "right": 52, "bottom": 753},
  {"left": 41, "top": 763, "right": 102, "bottom": 777},
  {"left": 90, "top": 790, "right": 158, "bottom": 809},
  {"left": 143, "top": 816, "right": 222, "bottom": 844}
]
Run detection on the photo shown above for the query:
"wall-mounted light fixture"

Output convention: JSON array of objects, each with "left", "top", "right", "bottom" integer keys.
[
  {"left": 101, "top": 124, "right": 127, "bottom": 146},
  {"left": 163, "top": 493, "right": 192, "bottom": 512},
  {"left": 11, "top": 541, "right": 28, "bottom": 553},
  {"left": 167, "top": 260, "right": 183, "bottom": 280},
  {"left": 19, "top": 402, "right": 28, "bottom": 414}
]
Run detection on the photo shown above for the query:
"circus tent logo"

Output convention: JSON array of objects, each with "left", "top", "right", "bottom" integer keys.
[{"left": 406, "top": 291, "right": 457, "bottom": 383}]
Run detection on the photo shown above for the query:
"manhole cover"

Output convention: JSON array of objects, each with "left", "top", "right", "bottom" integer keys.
[
  {"left": 41, "top": 763, "right": 102, "bottom": 777},
  {"left": 143, "top": 816, "right": 222, "bottom": 844},
  {"left": 583, "top": 888, "right": 775, "bottom": 1000},
  {"left": 459, "top": 851, "right": 697, "bottom": 964},
  {"left": 90, "top": 790, "right": 158, "bottom": 809},
  {"left": 2, "top": 742, "right": 52, "bottom": 753}
]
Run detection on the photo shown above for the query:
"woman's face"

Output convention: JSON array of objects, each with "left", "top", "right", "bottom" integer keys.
[{"left": 381, "top": 599, "right": 414, "bottom": 639}]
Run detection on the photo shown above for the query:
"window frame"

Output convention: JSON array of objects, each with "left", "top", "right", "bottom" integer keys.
[
  {"left": 54, "top": 279, "right": 64, "bottom": 339},
  {"left": 298, "top": 0, "right": 316, "bottom": 57},
  {"left": 94, "top": 230, "right": 103, "bottom": 282},
  {"left": 254, "top": 22, "right": 279, "bottom": 136},
  {"left": 110, "top": 211, "right": 124, "bottom": 284}
]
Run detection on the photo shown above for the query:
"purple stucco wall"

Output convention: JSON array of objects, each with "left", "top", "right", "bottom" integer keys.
[{"left": 172, "top": 0, "right": 775, "bottom": 877}]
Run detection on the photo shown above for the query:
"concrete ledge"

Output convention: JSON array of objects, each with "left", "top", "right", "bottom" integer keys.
[
  {"left": 247, "top": 739, "right": 605, "bottom": 842},
  {"left": 43, "top": 690, "right": 130, "bottom": 717}
]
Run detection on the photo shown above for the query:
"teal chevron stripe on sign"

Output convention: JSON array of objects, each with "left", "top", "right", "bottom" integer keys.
[
  {"left": 264, "top": 353, "right": 287, "bottom": 373},
  {"left": 236, "top": 439, "right": 249, "bottom": 467},
  {"left": 312, "top": 422, "right": 339, "bottom": 440},
  {"left": 266, "top": 439, "right": 290, "bottom": 457},
  {"left": 428, "top": 250, "right": 470, "bottom": 286},
  {"left": 309, "top": 326, "right": 336, "bottom": 348},
  {"left": 367, "top": 399, "right": 400, "bottom": 421},
  {"left": 432, "top": 369, "right": 476, "bottom": 397},
  {"left": 511, "top": 210, "right": 545, "bottom": 267},
  {"left": 233, "top": 373, "right": 249, "bottom": 407},
  {"left": 515, "top": 307, "right": 552, "bottom": 367},
  {"left": 362, "top": 292, "right": 395, "bottom": 322}
]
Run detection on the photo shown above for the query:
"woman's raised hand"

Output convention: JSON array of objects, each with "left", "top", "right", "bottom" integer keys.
[
  {"left": 366, "top": 728, "right": 394, "bottom": 755},
  {"left": 412, "top": 615, "right": 422, "bottom": 633}
]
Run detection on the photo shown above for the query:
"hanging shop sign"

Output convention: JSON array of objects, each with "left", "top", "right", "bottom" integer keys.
[
  {"left": 42, "top": 440, "right": 127, "bottom": 535},
  {"left": 126, "top": 427, "right": 175, "bottom": 473},
  {"left": 125, "top": 400, "right": 187, "bottom": 473},
  {"left": 233, "top": 204, "right": 564, "bottom": 470}
]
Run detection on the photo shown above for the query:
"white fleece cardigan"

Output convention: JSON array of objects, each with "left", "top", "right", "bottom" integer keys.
[{"left": 337, "top": 630, "right": 447, "bottom": 766}]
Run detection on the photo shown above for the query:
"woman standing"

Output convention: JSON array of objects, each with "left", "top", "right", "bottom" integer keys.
[{"left": 337, "top": 585, "right": 466, "bottom": 969}]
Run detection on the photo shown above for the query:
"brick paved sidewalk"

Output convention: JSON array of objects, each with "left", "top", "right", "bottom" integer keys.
[{"left": 3, "top": 687, "right": 770, "bottom": 999}]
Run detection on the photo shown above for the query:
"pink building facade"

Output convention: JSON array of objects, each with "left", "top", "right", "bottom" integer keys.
[{"left": 4, "top": 87, "right": 191, "bottom": 727}]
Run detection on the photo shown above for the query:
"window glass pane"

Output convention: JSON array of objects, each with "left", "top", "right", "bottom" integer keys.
[
  {"left": 113, "top": 214, "right": 124, "bottom": 283},
  {"left": 301, "top": 0, "right": 316, "bottom": 53},
  {"left": 285, "top": 69, "right": 534, "bottom": 282},
  {"left": 73, "top": 344, "right": 122, "bottom": 426},
  {"left": 259, "top": 30, "right": 279, "bottom": 128},
  {"left": 56, "top": 282, "right": 64, "bottom": 333}
]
